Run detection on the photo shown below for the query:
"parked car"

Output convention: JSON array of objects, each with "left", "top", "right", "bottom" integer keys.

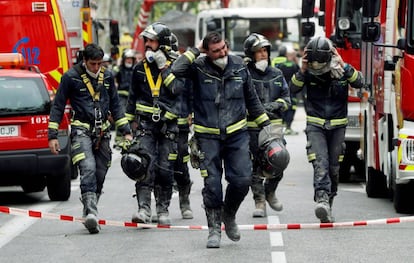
[{"left": 0, "top": 53, "right": 73, "bottom": 201}]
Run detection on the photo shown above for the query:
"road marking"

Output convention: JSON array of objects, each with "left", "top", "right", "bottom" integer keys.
[
  {"left": 268, "top": 215, "right": 286, "bottom": 263},
  {"left": 272, "top": 252, "right": 287, "bottom": 262},
  {"left": 0, "top": 200, "right": 60, "bottom": 249}
]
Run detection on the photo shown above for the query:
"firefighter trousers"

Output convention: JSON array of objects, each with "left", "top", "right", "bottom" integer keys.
[{"left": 305, "top": 124, "right": 345, "bottom": 200}]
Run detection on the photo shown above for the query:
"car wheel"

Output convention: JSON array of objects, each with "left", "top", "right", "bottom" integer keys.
[{"left": 47, "top": 168, "right": 71, "bottom": 201}]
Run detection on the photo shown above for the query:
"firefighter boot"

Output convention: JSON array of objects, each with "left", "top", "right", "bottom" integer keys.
[
  {"left": 132, "top": 187, "right": 152, "bottom": 224},
  {"left": 251, "top": 178, "right": 266, "bottom": 217},
  {"left": 205, "top": 207, "right": 222, "bottom": 248},
  {"left": 81, "top": 192, "right": 100, "bottom": 234},
  {"left": 329, "top": 196, "right": 335, "bottom": 222},
  {"left": 177, "top": 181, "right": 193, "bottom": 219},
  {"left": 222, "top": 204, "right": 241, "bottom": 242},
  {"left": 314, "top": 190, "right": 333, "bottom": 223},
  {"left": 265, "top": 179, "right": 283, "bottom": 211},
  {"left": 156, "top": 187, "right": 172, "bottom": 226}
]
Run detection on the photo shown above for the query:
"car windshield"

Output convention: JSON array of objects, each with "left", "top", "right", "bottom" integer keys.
[
  {"left": 0, "top": 77, "right": 50, "bottom": 116},
  {"left": 224, "top": 17, "right": 300, "bottom": 55}
]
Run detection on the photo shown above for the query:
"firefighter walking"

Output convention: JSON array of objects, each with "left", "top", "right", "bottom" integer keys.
[
  {"left": 172, "top": 32, "right": 270, "bottom": 248},
  {"left": 124, "top": 22, "right": 183, "bottom": 226},
  {"left": 48, "top": 43, "right": 132, "bottom": 234},
  {"left": 243, "top": 33, "right": 291, "bottom": 218},
  {"left": 290, "top": 36, "right": 364, "bottom": 223}
]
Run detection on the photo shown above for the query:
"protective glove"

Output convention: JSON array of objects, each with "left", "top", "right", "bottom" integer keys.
[
  {"left": 263, "top": 102, "right": 283, "bottom": 113},
  {"left": 189, "top": 135, "right": 204, "bottom": 169},
  {"left": 117, "top": 138, "right": 132, "bottom": 153},
  {"left": 330, "top": 55, "right": 345, "bottom": 79},
  {"left": 153, "top": 49, "right": 167, "bottom": 69}
]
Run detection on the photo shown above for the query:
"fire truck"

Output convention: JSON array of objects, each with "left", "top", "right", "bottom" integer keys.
[
  {"left": 0, "top": 0, "right": 72, "bottom": 91},
  {"left": 360, "top": 0, "right": 414, "bottom": 213},
  {"left": 301, "top": 0, "right": 366, "bottom": 182},
  {"left": 57, "top": 0, "right": 120, "bottom": 63}
]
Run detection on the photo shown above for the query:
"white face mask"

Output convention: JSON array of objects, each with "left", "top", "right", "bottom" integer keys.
[
  {"left": 124, "top": 62, "right": 133, "bottom": 68},
  {"left": 255, "top": 60, "right": 268, "bottom": 72},
  {"left": 213, "top": 56, "right": 228, "bottom": 70},
  {"left": 84, "top": 63, "right": 100, "bottom": 79},
  {"left": 145, "top": 50, "right": 155, "bottom": 63}
]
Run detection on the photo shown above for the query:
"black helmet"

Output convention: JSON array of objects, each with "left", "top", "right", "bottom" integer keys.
[
  {"left": 140, "top": 22, "right": 171, "bottom": 50},
  {"left": 305, "top": 36, "right": 333, "bottom": 64},
  {"left": 259, "top": 139, "right": 290, "bottom": 179},
  {"left": 171, "top": 33, "right": 178, "bottom": 52},
  {"left": 121, "top": 152, "right": 150, "bottom": 182},
  {"left": 258, "top": 124, "right": 290, "bottom": 178},
  {"left": 243, "top": 33, "right": 271, "bottom": 60}
]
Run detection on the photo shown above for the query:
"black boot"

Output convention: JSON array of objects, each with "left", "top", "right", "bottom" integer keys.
[
  {"left": 251, "top": 177, "right": 266, "bottom": 217},
  {"left": 222, "top": 204, "right": 241, "bottom": 242},
  {"left": 314, "top": 190, "right": 333, "bottom": 223},
  {"left": 156, "top": 187, "right": 172, "bottom": 225},
  {"left": 81, "top": 192, "right": 100, "bottom": 234},
  {"left": 265, "top": 177, "right": 283, "bottom": 211},
  {"left": 132, "top": 186, "right": 152, "bottom": 224},
  {"left": 205, "top": 207, "right": 222, "bottom": 248},
  {"left": 177, "top": 181, "right": 193, "bottom": 219}
]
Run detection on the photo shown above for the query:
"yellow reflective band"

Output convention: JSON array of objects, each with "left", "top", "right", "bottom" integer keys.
[
  {"left": 71, "top": 120, "right": 90, "bottom": 130},
  {"left": 72, "top": 152, "right": 86, "bottom": 164},
  {"left": 183, "top": 155, "right": 190, "bottom": 163},
  {"left": 292, "top": 75, "right": 304, "bottom": 87},
  {"left": 48, "top": 122, "right": 59, "bottom": 130},
  {"left": 247, "top": 121, "right": 258, "bottom": 128},
  {"left": 255, "top": 113, "right": 270, "bottom": 126},
  {"left": 164, "top": 111, "right": 177, "bottom": 120},
  {"left": 276, "top": 98, "right": 288, "bottom": 111},
  {"left": 308, "top": 153, "right": 316, "bottom": 162},
  {"left": 348, "top": 70, "right": 358, "bottom": 83},
  {"left": 136, "top": 103, "right": 157, "bottom": 114},
  {"left": 178, "top": 118, "right": 188, "bottom": 125},
  {"left": 292, "top": 105, "right": 297, "bottom": 110},
  {"left": 144, "top": 61, "right": 162, "bottom": 97},
  {"left": 168, "top": 153, "right": 178, "bottom": 161},
  {"left": 331, "top": 118, "right": 348, "bottom": 126},
  {"left": 118, "top": 90, "right": 129, "bottom": 96},
  {"left": 125, "top": 113, "right": 135, "bottom": 121},
  {"left": 184, "top": 51, "right": 195, "bottom": 62},
  {"left": 163, "top": 73, "right": 175, "bottom": 87},
  {"left": 270, "top": 119, "right": 283, "bottom": 125},
  {"left": 200, "top": 169, "right": 208, "bottom": 177},
  {"left": 226, "top": 119, "right": 247, "bottom": 134},
  {"left": 194, "top": 124, "right": 220, "bottom": 135},
  {"left": 338, "top": 154, "right": 344, "bottom": 162},
  {"left": 306, "top": 116, "right": 326, "bottom": 126},
  {"left": 115, "top": 117, "right": 129, "bottom": 128}
]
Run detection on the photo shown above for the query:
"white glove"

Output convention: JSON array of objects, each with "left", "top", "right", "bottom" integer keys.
[
  {"left": 153, "top": 49, "right": 167, "bottom": 69},
  {"left": 330, "top": 55, "right": 345, "bottom": 79}
]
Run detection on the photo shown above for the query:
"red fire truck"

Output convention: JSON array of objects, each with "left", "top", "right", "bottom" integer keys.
[{"left": 361, "top": 0, "right": 414, "bottom": 213}]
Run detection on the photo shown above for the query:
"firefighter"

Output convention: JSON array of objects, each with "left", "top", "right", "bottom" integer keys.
[
  {"left": 243, "top": 33, "right": 291, "bottom": 218},
  {"left": 170, "top": 33, "right": 193, "bottom": 219},
  {"left": 172, "top": 32, "right": 270, "bottom": 248},
  {"left": 273, "top": 45, "right": 301, "bottom": 135},
  {"left": 48, "top": 43, "right": 132, "bottom": 234},
  {"left": 113, "top": 48, "right": 137, "bottom": 149},
  {"left": 125, "top": 22, "right": 183, "bottom": 226},
  {"left": 290, "top": 36, "right": 364, "bottom": 223}
]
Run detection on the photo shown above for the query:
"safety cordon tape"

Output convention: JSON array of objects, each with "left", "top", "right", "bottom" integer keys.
[{"left": 1, "top": 205, "right": 414, "bottom": 230}]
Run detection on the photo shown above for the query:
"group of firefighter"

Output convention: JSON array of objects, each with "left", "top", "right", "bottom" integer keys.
[{"left": 47, "top": 21, "right": 364, "bottom": 248}]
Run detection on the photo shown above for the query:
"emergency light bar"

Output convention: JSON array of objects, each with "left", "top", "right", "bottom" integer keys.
[{"left": 0, "top": 53, "right": 26, "bottom": 69}]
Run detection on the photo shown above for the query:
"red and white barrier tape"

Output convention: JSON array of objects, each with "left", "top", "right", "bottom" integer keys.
[{"left": 1, "top": 206, "right": 413, "bottom": 230}]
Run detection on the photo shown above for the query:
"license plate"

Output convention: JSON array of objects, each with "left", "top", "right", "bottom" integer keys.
[{"left": 0, "top": 125, "right": 19, "bottom": 137}]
